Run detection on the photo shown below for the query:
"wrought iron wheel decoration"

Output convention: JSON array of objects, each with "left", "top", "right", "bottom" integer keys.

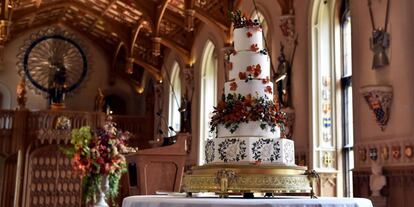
[
  {"left": 368, "top": 0, "right": 391, "bottom": 69},
  {"left": 17, "top": 27, "right": 89, "bottom": 108}
]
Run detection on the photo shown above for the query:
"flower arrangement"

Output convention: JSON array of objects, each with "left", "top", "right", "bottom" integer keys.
[
  {"left": 62, "top": 118, "right": 132, "bottom": 204},
  {"left": 229, "top": 10, "right": 261, "bottom": 28},
  {"left": 210, "top": 93, "right": 286, "bottom": 134}
]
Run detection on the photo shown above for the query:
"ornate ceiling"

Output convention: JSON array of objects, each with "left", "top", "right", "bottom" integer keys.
[{"left": 1, "top": 0, "right": 291, "bottom": 92}]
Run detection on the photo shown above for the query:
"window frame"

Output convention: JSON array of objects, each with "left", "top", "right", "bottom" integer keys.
[
  {"left": 339, "top": 1, "right": 354, "bottom": 196},
  {"left": 198, "top": 40, "right": 217, "bottom": 165},
  {"left": 168, "top": 62, "right": 181, "bottom": 137}
]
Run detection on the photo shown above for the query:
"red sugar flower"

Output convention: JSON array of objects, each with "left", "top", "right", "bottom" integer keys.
[
  {"left": 246, "top": 31, "right": 253, "bottom": 38},
  {"left": 265, "top": 86, "right": 272, "bottom": 94},
  {"left": 239, "top": 72, "right": 247, "bottom": 80},
  {"left": 253, "top": 64, "right": 261, "bottom": 77},
  {"left": 230, "top": 82, "right": 238, "bottom": 91},
  {"left": 262, "top": 76, "right": 270, "bottom": 84},
  {"left": 250, "top": 44, "right": 259, "bottom": 52},
  {"left": 246, "top": 65, "right": 254, "bottom": 73}
]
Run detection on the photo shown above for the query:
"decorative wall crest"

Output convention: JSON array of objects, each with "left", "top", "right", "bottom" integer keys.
[{"left": 361, "top": 85, "right": 393, "bottom": 131}]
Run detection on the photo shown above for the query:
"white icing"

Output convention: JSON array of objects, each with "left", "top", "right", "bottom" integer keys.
[
  {"left": 233, "top": 27, "right": 264, "bottom": 51},
  {"left": 205, "top": 25, "right": 294, "bottom": 166},
  {"left": 224, "top": 80, "right": 274, "bottom": 100},
  {"left": 206, "top": 137, "right": 295, "bottom": 165},
  {"left": 229, "top": 51, "right": 270, "bottom": 80},
  {"left": 217, "top": 121, "right": 280, "bottom": 138}
]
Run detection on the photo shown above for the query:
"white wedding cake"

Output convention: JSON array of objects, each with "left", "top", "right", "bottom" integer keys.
[{"left": 205, "top": 15, "right": 295, "bottom": 165}]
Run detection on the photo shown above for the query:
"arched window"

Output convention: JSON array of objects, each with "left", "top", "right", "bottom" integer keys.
[
  {"left": 168, "top": 62, "right": 181, "bottom": 136},
  {"left": 340, "top": 0, "right": 353, "bottom": 197},
  {"left": 199, "top": 40, "right": 217, "bottom": 164},
  {"left": 311, "top": 0, "right": 353, "bottom": 196}
]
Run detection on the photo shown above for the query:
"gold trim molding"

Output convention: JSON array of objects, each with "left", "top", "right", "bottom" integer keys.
[{"left": 183, "top": 164, "right": 314, "bottom": 198}]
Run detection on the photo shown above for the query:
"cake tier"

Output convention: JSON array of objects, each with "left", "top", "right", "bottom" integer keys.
[
  {"left": 217, "top": 121, "right": 280, "bottom": 138},
  {"left": 224, "top": 80, "right": 274, "bottom": 100},
  {"left": 205, "top": 137, "right": 295, "bottom": 165},
  {"left": 229, "top": 51, "right": 270, "bottom": 81},
  {"left": 233, "top": 27, "right": 263, "bottom": 51}
]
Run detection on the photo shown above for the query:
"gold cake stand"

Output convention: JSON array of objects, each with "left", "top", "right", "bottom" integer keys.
[{"left": 182, "top": 164, "right": 318, "bottom": 198}]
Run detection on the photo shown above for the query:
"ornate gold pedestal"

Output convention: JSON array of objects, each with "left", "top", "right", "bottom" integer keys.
[{"left": 183, "top": 164, "right": 316, "bottom": 198}]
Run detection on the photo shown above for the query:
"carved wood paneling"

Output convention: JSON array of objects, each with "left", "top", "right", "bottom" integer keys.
[
  {"left": 25, "top": 145, "right": 82, "bottom": 207},
  {"left": 1, "top": 154, "right": 17, "bottom": 207},
  {"left": 354, "top": 166, "right": 414, "bottom": 207}
]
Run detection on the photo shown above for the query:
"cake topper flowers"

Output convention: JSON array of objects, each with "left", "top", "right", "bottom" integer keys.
[{"left": 229, "top": 10, "right": 260, "bottom": 28}]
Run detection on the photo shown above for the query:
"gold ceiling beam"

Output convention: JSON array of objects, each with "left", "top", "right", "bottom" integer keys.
[
  {"left": 87, "top": 0, "right": 118, "bottom": 33},
  {"left": 152, "top": 0, "right": 170, "bottom": 56},
  {"left": 113, "top": 41, "right": 162, "bottom": 81},
  {"left": 133, "top": 0, "right": 155, "bottom": 32},
  {"left": 193, "top": 7, "right": 228, "bottom": 32},
  {"left": 154, "top": 0, "right": 170, "bottom": 37},
  {"left": 184, "top": 0, "right": 195, "bottom": 31},
  {"left": 1, "top": 0, "right": 12, "bottom": 19},
  {"left": 27, "top": 0, "right": 43, "bottom": 27},
  {"left": 130, "top": 19, "right": 145, "bottom": 56},
  {"left": 164, "top": 9, "right": 185, "bottom": 28},
  {"left": 13, "top": 1, "right": 130, "bottom": 44},
  {"left": 159, "top": 37, "right": 191, "bottom": 64},
  {"left": 133, "top": 58, "right": 162, "bottom": 82}
]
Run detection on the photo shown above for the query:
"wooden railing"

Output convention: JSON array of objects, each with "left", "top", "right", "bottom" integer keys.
[
  {"left": 0, "top": 109, "right": 154, "bottom": 207},
  {"left": 27, "top": 110, "right": 104, "bottom": 131},
  {"left": 0, "top": 109, "right": 154, "bottom": 154}
]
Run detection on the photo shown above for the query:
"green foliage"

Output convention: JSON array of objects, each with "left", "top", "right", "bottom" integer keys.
[
  {"left": 61, "top": 122, "right": 130, "bottom": 206},
  {"left": 210, "top": 93, "right": 286, "bottom": 136}
]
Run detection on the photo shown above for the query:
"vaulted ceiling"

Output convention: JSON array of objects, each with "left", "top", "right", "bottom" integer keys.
[{"left": 2, "top": 0, "right": 292, "bottom": 91}]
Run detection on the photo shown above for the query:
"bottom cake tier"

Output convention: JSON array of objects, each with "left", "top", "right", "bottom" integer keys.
[{"left": 205, "top": 137, "right": 295, "bottom": 165}]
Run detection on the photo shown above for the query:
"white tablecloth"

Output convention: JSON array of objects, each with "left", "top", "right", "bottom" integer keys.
[{"left": 122, "top": 195, "right": 373, "bottom": 207}]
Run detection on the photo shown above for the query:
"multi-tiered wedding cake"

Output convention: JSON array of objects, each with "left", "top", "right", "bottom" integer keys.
[{"left": 204, "top": 14, "right": 295, "bottom": 166}]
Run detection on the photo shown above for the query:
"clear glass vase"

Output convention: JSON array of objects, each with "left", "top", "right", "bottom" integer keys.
[{"left": 94, "top": 175, "right": 109, "bottom": 207}]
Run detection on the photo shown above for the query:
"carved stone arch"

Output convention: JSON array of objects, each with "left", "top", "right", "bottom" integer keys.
[
  {"left": 102, "top": 87, "right": 131, "bottom": 115},
  {"left": 191, "top": 24, "right": 224, "bottom": 70},
  {"left": 111, "top": 42, "right": 129, "bottom": 85},
  {"left": 163, "top": 49, "right": 187, "bottom": 81},
  {"left": 154, "top": 0, "right": 170, "bottom": 37},
  {"left": 130, "top": 19, "right": 146, "bottom": 57},
  {"left": 133, "top": 0, "right": 156, "bottom": 34}
]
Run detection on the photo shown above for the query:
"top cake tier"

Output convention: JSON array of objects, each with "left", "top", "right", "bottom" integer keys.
[{"left": 233, "top": 26, "right": 264, "bottom": 51}]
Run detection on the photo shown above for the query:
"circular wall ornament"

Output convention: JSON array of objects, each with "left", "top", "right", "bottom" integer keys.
[{"left": 17, "top": 27, "right": 90, "bottom": 98}]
